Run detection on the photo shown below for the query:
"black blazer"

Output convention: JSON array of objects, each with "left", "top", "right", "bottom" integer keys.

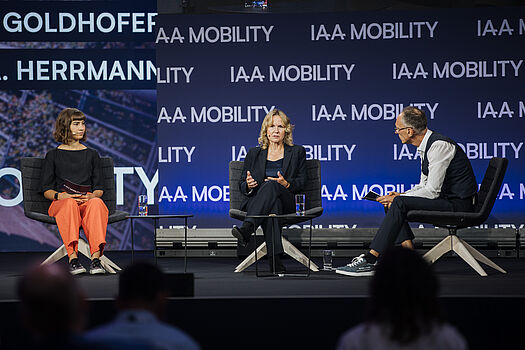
[{"left": 239, "top": 144, "right": 307, "bottom": 209}]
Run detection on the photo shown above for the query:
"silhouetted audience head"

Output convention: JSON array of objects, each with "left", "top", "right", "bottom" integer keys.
[
  {"left": 367, "top": 246, "right": 441, "bottom": 344},
  {"left": 17, "top": 263, "right": 86, "bottom": 339},
  {"left": 117, "top": 262, "right": 169, "bottom": 313}
]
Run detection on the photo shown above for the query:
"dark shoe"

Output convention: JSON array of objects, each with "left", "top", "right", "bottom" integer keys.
[
  {"left": 69, "top": 258, "right": 86, "bottom": 275},
  {"left": 232, "top": 225, "right": 252, "bottom": 248},
  {"left": 269, "top": 256, "right": 286, "bottom": 274},
  {"left": 335, "top": 254, "right": 376, "bottom": 277},
  {"left": 89, "top": 258, "right": 105, "bottom": 275}
]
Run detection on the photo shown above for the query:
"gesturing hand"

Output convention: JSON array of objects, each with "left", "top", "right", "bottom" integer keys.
[
  {"left": 246, "top": 170, "right": 258, "bottom": 189},
  {"left": 266, "top": 171, "right": 289, "bottom": 188}
]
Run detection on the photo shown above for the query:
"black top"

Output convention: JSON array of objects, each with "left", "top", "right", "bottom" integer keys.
[
  {"left": 40, "top": 147, "right": 104, "bottom": 193},
  {"left": 265, "top": 158, "right": 283, "bottom": 178},
  {"left": 422, "top": 132, "right": 478, "bottom": 200},
  {"left": 239, "top": 144, "right": 307, "bottom": 198}
]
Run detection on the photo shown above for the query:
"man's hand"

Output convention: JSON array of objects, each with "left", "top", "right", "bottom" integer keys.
[
  {"left": 246, "top": 170, "right": 258, "bottom": 189},
  {"left": 377, "top": 192, "right": 400, "bottom": 209},
  {"left": 266, "top": 171, "right": 289, "bottom": 188}
]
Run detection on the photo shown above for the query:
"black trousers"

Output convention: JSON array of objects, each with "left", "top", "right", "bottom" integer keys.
[
  {"left": 243, "top": 181, "right": 295, "bottom": 256},
  {"left": 369, "top": 195, "right": 474, "bottom": 254}
]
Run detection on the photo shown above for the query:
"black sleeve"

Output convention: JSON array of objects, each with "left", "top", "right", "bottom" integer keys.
[
  {"left": 288, "top": 146, "right": 307, "bottom": 194},
  {"left": 40, "top": 150, "right": 56, "bottom": 193},
  {"left": 239, "top": 148, "right": 257, "bottom": 196},
  {"left": 91, "top": 150, "right": 104, "bottom": 191}
]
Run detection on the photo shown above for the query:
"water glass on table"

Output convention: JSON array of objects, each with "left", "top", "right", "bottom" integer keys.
[
  {"left": 295, "top": 194, "right": 305, "bottom": 216},
  {"left": 323, "top": 250, "right": 333, "bottom": 271},
  {"left": 138, "top": 194, "right": 148, "bottom": 216}
]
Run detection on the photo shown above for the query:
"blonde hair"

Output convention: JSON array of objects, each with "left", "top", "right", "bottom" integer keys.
[
  {"left": 258, "top": 109, "right": 294, "bottom": 149},
  {"left": 53, "top": 107, "right": 86, "bottom": 143}
]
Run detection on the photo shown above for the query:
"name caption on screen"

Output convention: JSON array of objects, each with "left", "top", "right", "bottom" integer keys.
[
  {"left": 393, "top": 60, "right": 523, "bottom": 79},
  {"left": 311, "top": 21, "right": 438, "bottom": 41},
  {"left": 477, "top": 19, "right": 525, "bottom": 36},
  {"left": 17, "top": 60, "right": 155, "bottom": 81},
  {"left": 156, "top": 25, "right": 274, "bottom": 43},
  {"left": 2, "top": 12, "right": 157, "bottom": 33},
  {"left": 230, "top": 64, "right": 355, "bottom": 83},
  {"left": 157, "top": 105, "right": 275, "bottom": 124}
]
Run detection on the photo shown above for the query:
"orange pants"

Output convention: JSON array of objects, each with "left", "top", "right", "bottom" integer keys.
[{"left": 48, "top": 197, "right": 108, "bottom": 257}]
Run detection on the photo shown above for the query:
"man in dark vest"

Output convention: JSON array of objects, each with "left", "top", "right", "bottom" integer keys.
[{"left": 336, "top": 106, "right": 478, "bottom": 277}]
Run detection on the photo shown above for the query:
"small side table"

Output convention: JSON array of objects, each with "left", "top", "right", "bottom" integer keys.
[
  {"left": 245, "top": 214, "right": 315, "bottom": 277},
  {"left": 127, "top": 214, "right": 193, "bottom": 272}
]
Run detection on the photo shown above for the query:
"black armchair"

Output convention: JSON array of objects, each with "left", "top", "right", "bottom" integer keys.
[
  {"left": 229, "top": 159, "right": 323, "bottom": 272},
  {"left": 407, "top": 157, "right": 508, "bottom": 276},
  {"left": 20, "top": 157, "right": 128, "bottom": 273}
]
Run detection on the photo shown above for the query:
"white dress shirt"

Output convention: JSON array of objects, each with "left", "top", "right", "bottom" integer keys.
[{"left": 402, "top": 130, "right": 456, "bottom": 200}]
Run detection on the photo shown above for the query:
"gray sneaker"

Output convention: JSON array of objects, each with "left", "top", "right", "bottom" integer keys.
[
  {"left": 89, "top": 258, "right": 105, "bottom": 275},
  {"left": 69, "top": 258, "right": 86, "bottom": 275},
  {"left": 335, "top": 254, "right": 376, "bottom": 277}
]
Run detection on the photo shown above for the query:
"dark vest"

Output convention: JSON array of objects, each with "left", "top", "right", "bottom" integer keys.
[{"left": 422, "top": 132, "right": 478, "bottom": 199}]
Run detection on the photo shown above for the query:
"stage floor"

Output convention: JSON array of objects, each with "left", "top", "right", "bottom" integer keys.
[{"left": 1, "top": 251, "right": 524, "bottom": 300}]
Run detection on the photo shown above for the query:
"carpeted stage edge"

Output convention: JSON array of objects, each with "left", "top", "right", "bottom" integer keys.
[{"left": 0, "top": 252, "right": 523, "bottom": 349}]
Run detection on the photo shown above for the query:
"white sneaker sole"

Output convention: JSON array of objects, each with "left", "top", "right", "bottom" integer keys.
[
  {"left": 89, "top": 267, "right": 105, "bottom": 275},
  {"left": 335, "top": 269, "right": 374, "bottom": 277},
  {"left": 70, "top": 267, "right": 86, "bottom": 275}
]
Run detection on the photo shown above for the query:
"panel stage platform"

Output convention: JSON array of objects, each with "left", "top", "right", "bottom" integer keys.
[{"left": 0, "top": 252, "right": 523, "bottom": 350}]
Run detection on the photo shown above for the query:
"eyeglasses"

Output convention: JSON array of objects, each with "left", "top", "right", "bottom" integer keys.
[{"left": 394, "top": 126, "right": 411, "bottom": 133}]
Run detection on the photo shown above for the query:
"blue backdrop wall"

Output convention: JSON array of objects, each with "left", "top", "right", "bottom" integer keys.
[
  {"left": 0, "top": 3, "right": 523, "bottom": 252},
  {"left": 157, "top": 8, "right": 525, "bottom": 229}
]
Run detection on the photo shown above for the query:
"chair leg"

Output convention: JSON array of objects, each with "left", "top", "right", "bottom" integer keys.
[
  {"left": 77, "top": 239, "right": 92, "bottom": 259},
  {"left": 41, "top": 245, "right": 68, "bottom": 265},
  {"left": 234, "top": 242, "right": 267, "bottom": 272},
  {"left": 423, "top": 235, "right": 453, "bottom": 264},
  {"left": 99, "top": 255, "right": 122, "bottom": 272},
  {"left": 456, "top": 237, "right": 507, "bottom": 274},
  {"left": 452, "top": 236, "right": 488, "bottom": 276},
  {"left": 281, "top": 237, "right": 319, "bottom": 272},
  {"left": 99, "top": 257, "right": 116, "bottom": 274}
]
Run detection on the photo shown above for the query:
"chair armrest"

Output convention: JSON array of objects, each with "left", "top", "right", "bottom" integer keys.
[{"left": 24, "top": 211, "right": 57, "bottom": 225}]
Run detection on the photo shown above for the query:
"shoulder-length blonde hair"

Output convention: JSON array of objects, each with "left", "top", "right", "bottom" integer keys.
[
  {"left": 53, "top": 107, "right": 87, "bottom": 144},
  {"left": 258, "top": 109, "right": 294, "bottom": 149}
]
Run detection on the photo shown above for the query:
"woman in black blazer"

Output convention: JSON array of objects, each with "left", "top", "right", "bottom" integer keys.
[{"left": 232, "top": 109, "right": 307, "bottom": 273}]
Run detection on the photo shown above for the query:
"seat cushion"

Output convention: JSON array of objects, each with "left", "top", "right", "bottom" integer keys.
[
  {"left": 229, "top": 207, "right": 323, "bottom": 225},
  {"left": 407, "top": 210, "right": 483, "bottom": 227}
]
